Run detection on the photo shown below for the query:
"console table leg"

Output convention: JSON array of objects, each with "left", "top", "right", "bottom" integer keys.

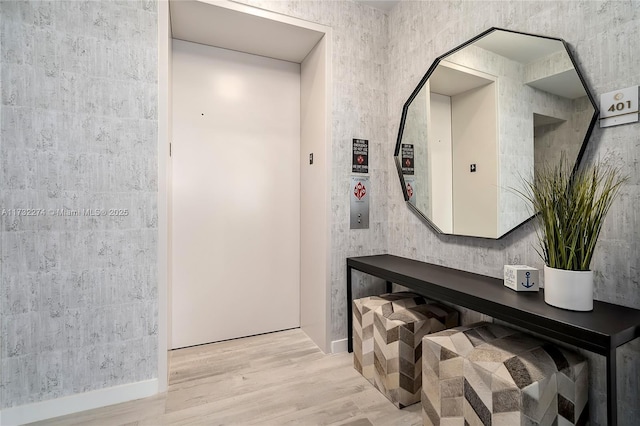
[
  {"left": 606, "top": 349, "right": 617, "bottom": 426},
  {"left": 347, "top": 265, "right": 353, "bottom": 353},
  {"left": 386, "top": 281, "right": 393, "bottom": 293}
]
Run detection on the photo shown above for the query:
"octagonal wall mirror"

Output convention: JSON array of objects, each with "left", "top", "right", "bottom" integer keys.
[{"left": 394, "top": 28, "right": 598, "bottom": 239}]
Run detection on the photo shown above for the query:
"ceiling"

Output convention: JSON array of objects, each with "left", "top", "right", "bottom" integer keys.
[
  {"left": 171, "top": 2, "right": 585, "bottom": 99},
  {"left": 526, "top": 69, "right": 586, "bottom": 100},
  {"left": 430, "top": 63, "right": 494, "bottom": 97},
  {"left": 473, "top": 31, "right": 564, "bottom": 65},
  {"left": 470, "top": 31, "right": 586, "bottom": 99},
  {"left": 170, "top": 1, "right": 324, "bottom": 63}
]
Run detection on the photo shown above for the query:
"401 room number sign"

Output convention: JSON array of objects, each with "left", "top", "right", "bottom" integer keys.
[{"left": 600, "top": 85, "right": 638, "bottom": 128}]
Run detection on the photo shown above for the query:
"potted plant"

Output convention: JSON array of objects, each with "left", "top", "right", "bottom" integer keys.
[{"left": 519, "top": 157, "right": 627, "bottom": 311}]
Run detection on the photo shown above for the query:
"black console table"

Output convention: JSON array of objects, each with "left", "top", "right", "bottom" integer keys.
[{"left": 346, "top": 254, "right": 640, "bottom": 426}]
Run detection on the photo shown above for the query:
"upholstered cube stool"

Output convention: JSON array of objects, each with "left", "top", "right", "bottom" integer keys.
[
  {"left": 421, "top": 322, "right": 589, "bottom": 425},
  {"left": 353, "top": 292, "right": 428, "bottom": 381},
  {"left": 372, "top": 302, "right": 459, "bottom": 408}
]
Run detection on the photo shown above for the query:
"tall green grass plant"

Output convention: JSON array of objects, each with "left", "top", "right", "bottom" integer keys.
[{"left": 519, "top": 157, "right": 627, "bottom": 271}]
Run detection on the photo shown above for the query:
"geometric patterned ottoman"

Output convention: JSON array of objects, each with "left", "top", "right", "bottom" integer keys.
[
  {"left": 353, "top": 292, "right": 429, "bottom": 382},
  {"left": 421, "top": 322, "right": 589, "bottom": 425},
  {"left": 372, "top": 302, "right": 459, "bottom": 408}
]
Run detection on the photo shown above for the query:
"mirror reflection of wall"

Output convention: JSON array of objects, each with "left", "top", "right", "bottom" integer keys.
[
  {"left": 402, "top": 85, "right": 429, "bottom": 213},
  {"left": 428, "top": 90, "right": 453, "bottom": 233},
  {"left": 395, "top": 28, "right": 597, "bottom": 239},
  {"left": 428, "top": 61, "right": 498, "bottom": 237},
  {"left": 533, "top": 97, "right": 594, "bottom": 173}
]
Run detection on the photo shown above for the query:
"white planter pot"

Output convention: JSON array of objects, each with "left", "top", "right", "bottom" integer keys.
[{"left": 543, "top": 265, "right": 594, "bottom": 311}]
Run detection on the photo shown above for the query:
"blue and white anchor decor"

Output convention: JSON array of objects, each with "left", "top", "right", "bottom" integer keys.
[{"left": 504, "top": 265, "right": 539, "bottom": 292}]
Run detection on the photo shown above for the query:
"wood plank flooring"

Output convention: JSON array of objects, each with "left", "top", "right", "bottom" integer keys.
[{"left": 29, "top": 329, "right": 422, "bottom": 425}]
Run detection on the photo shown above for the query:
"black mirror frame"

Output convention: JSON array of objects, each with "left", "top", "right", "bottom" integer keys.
[{"left": 394, "top": 27, "right": 599, "bottom": 239}]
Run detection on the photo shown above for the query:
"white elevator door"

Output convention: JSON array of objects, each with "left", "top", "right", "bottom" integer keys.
[{"left": 171, "top": 40, "right": 301, "bottom": 349}]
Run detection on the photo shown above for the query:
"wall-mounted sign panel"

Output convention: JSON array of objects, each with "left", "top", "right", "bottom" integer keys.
[
  {"left": 352, "top": 139, "right": 369, "bottom": 173},
  {"left": 600, "top": 85, "right": 638, "bottom": 128},
  {"left": 404, "top": 176, "right": 416, "bottom": 206},
  {"left": 401, "top": 144, "right": 414, "bottom": 175},
  {"left": 350, "top": 176, "right": 370, "bottom": 229}
]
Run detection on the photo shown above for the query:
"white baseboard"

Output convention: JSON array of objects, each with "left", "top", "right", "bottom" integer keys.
[
  {"left": 0, "top": 378, "right": 158, "bottom": 426},
  {"left": 331, "top": 338, "right": 348, "bottom": 353}
]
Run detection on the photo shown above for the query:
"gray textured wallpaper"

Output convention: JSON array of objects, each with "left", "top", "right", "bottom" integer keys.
[
  {"left": 0, "top": 0, "right": 158, "bottom": 408},
  {"left": 1, "top": 1, "right": 639, "bottom": 425},
  {"left": 386, "top": 1, "right": 640, "bottom": 424}
]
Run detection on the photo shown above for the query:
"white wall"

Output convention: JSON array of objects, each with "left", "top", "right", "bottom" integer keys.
[
  {"left": 170, "top": 40, "right": 301, "bottom": 348},
  {"left": 429, "top": 93, "right": 453, "bottom": 233},
  {"left": 300, "top": 37, "right": 331, "bottom": 352},
  {"left": 157, "top": 0, "right": 172, "bottom": 392},
  {"left": 447, "top": 45, "right": 530, "bottom": 236},
  {"left": 451, "top": 83, "right": 498, "bottom": 238}
]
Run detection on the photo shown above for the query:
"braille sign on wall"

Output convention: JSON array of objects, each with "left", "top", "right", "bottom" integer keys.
[
  {"left": 600, "top": 85, "right": 638, "bottom": 128},
  {"left": 401, "top": 144, "right": 414, "bottom": 175},
  {"left": 352, "top": 139, "right": 369, "bottom": 173},
  {"left": 350, "top": 176, "right": 370, "bottom": 229}
]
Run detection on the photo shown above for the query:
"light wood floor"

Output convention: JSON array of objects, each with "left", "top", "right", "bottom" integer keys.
[{"left": 30, "top": 329, "right": 422, "bottom": 425}]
